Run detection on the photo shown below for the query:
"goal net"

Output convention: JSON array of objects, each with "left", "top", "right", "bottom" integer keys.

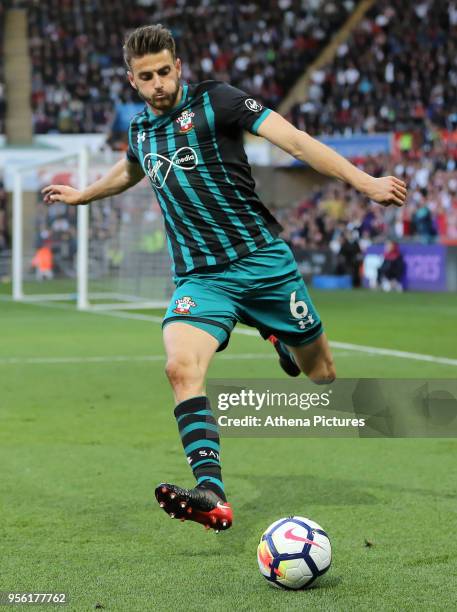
[{"left": 12, "top": 149, "right": 173, "bottom": 310}]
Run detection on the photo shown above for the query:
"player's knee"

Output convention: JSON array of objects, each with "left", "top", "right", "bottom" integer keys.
[{"left": 165, "top": 354, "right": 202, "bottom": 390}]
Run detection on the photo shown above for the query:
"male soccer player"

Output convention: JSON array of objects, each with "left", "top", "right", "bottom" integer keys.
[{"left": 43, "top": 25, "right": 407, "bottom": 532}]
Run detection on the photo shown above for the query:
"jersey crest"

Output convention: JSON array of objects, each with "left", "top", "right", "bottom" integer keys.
[
  {"left": 176, "top": 109, "right": 195, "bottom": 133},
  {"left": 172, "top": 296, "right": 197, "bottom": 315}
]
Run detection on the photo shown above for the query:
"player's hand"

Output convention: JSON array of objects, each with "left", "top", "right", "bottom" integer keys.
[
  {"left": 364, "top": 176, "right": 407, "bottom": 207},
  {"left": 42, "top": 184, "right": 85, "bottom": 206}
]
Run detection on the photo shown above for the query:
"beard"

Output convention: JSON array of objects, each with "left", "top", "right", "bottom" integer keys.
[{"left": 137, "top": 79, "right": 181, "bottom": 112}]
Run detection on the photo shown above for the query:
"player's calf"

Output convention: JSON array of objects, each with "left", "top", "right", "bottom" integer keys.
[{"left": 288, "top": 333, "right": 336, "bottom": 384}]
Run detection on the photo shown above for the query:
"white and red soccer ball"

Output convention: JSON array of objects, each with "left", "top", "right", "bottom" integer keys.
[{"left": 257, "top": 516, "right": 332, "bottom": 589}]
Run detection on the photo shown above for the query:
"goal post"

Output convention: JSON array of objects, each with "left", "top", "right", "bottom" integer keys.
[
  {"left": 11, "top": 148, "right": 173, "bottom": 310},
  {"left": 76, "top": 148, "right": 89, "bottom": 310}
]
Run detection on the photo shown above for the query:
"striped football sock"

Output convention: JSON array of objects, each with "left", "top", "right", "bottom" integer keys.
[{"left": 174, "top": 396, "right": 226, "bottom": 501}]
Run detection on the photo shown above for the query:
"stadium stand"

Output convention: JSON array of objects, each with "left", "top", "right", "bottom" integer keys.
[
  {"left": 290, "top": 0, "right": 457, "bottom": 135},
  {"left": 27, "top": 0, "right": 355, "bottom": 134},
  {"left": 1, "top": 1, "right": 456, "bottom": 274},
  {"left": 278, "top": 143, "right": 457, "bottom": 249},
  {"left": 0, "top": 3, "right": 6, "bottom": 135}
]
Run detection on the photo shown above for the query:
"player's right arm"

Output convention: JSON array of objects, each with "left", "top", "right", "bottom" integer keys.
[
  {"left": 208, "top": 83, "right": 406, "bottom": 207},
  {"left": 257, "top": 111, "right": 406, "bottom": 207},
  {"left": 42, "top": 157, "right": 144, "bottom": 206}
]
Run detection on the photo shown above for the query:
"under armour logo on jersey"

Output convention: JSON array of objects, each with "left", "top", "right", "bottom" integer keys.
[
  {"left": 137, "top": 131, "right": 146, "bottom": 144},
  {"left": 143, "top": 147, "right": 199, "bottom": 189},
  {"left": 245, "top": 98, "right": 263, "bottom": 113}
]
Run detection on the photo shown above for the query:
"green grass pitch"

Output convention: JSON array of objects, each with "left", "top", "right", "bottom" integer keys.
[{"left": 1, "top": 287, "right": 457, "bottom": 611}]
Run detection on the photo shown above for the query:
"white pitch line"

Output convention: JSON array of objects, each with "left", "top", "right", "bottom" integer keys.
[
  {"left": 91, "top": 309, "right": 457, "bottom": 367},
  {"left": 3, "top": 297, "right": 456, "bottom": 367},
  {"left": 329, "top": 341, "right": 457, "bottom": 367},
  {"left": 0, "top": 351, "right": 357, "bottom": 366},
  {"left": 0, "top": 353, "right": 276, "bottom": 366}
]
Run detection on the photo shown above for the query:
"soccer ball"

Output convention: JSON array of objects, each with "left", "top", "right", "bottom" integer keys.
[{"left": 257, "top": 516, "right": 331, "bottom": 589}]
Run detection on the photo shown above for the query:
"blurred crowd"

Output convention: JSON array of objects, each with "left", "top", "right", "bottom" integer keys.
[
  {"left": 278, "top": 142, "right": 457, "bottom": 250},
  {"left": 1, "top": 0, "right": 457, "bottom": 285},
  {"left": 32, "top": 198, "right": 78, "bottom": 279},
  {"left": 275, "top": 142, "right": 457, "bottom": 286},
  {"left": 290, "top": 0, "right": 457, "bottom": 135},
  {"left": 26, "top": 0, "right": 353, "bottom": 134},
  {"left": 29, "top": 176, "right": 165, "bottom": 280},
  {"left": 0, "top": 0, "right": 454, "bottom": 137},
  {"left": 0, "top": 4, "right": 6, "bottom": 135}
]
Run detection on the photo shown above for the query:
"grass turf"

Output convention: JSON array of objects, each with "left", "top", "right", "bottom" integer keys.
[{"left": 1, "top": 288, "right": 457, "bottom": 610}]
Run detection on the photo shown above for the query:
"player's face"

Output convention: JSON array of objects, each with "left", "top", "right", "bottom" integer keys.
[{"left": 128, "top": 50, "right": 182, "bottom": 113}]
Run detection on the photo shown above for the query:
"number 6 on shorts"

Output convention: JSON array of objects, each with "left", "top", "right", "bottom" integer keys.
[{"left": 290, "top": 291, "right": 308, "bottom": 320}]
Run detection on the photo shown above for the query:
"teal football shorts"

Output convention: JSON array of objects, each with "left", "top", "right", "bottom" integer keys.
[{"left": 162, "top": 238, "right": 323, "bottom": 351}]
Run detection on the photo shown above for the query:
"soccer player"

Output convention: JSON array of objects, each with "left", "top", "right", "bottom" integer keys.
[{"left": 43, "top": 25, "right": 407, "bottom": 532}]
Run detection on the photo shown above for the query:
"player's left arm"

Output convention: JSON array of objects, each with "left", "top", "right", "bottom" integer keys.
[{"left": 257, "top": 111, "right": 407, "bottom": 207}]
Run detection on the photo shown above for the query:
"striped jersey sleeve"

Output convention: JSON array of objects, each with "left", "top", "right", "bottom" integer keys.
[{"left": 208, "top": 83, "right": 272, "bottom": 136}]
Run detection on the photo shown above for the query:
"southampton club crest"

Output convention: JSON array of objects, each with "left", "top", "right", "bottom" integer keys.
[
  {"left": 172, "top": 296, "right": 197, "bottom": 315},
  {"left": 176, "top": 109, "right": 195, "bottom": 133}
]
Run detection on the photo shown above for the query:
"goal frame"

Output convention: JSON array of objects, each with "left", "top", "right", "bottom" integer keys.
[
  {"left": 11, "top": 148, "right": 170, "bottom": 311},
  {"left": 12, "top": 149, "right": 89, "bottom": 309}
]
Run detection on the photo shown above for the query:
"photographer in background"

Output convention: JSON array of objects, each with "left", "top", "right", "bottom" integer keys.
[{"left": 377, "top": 240, "right": 406, "bottom": 292}]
